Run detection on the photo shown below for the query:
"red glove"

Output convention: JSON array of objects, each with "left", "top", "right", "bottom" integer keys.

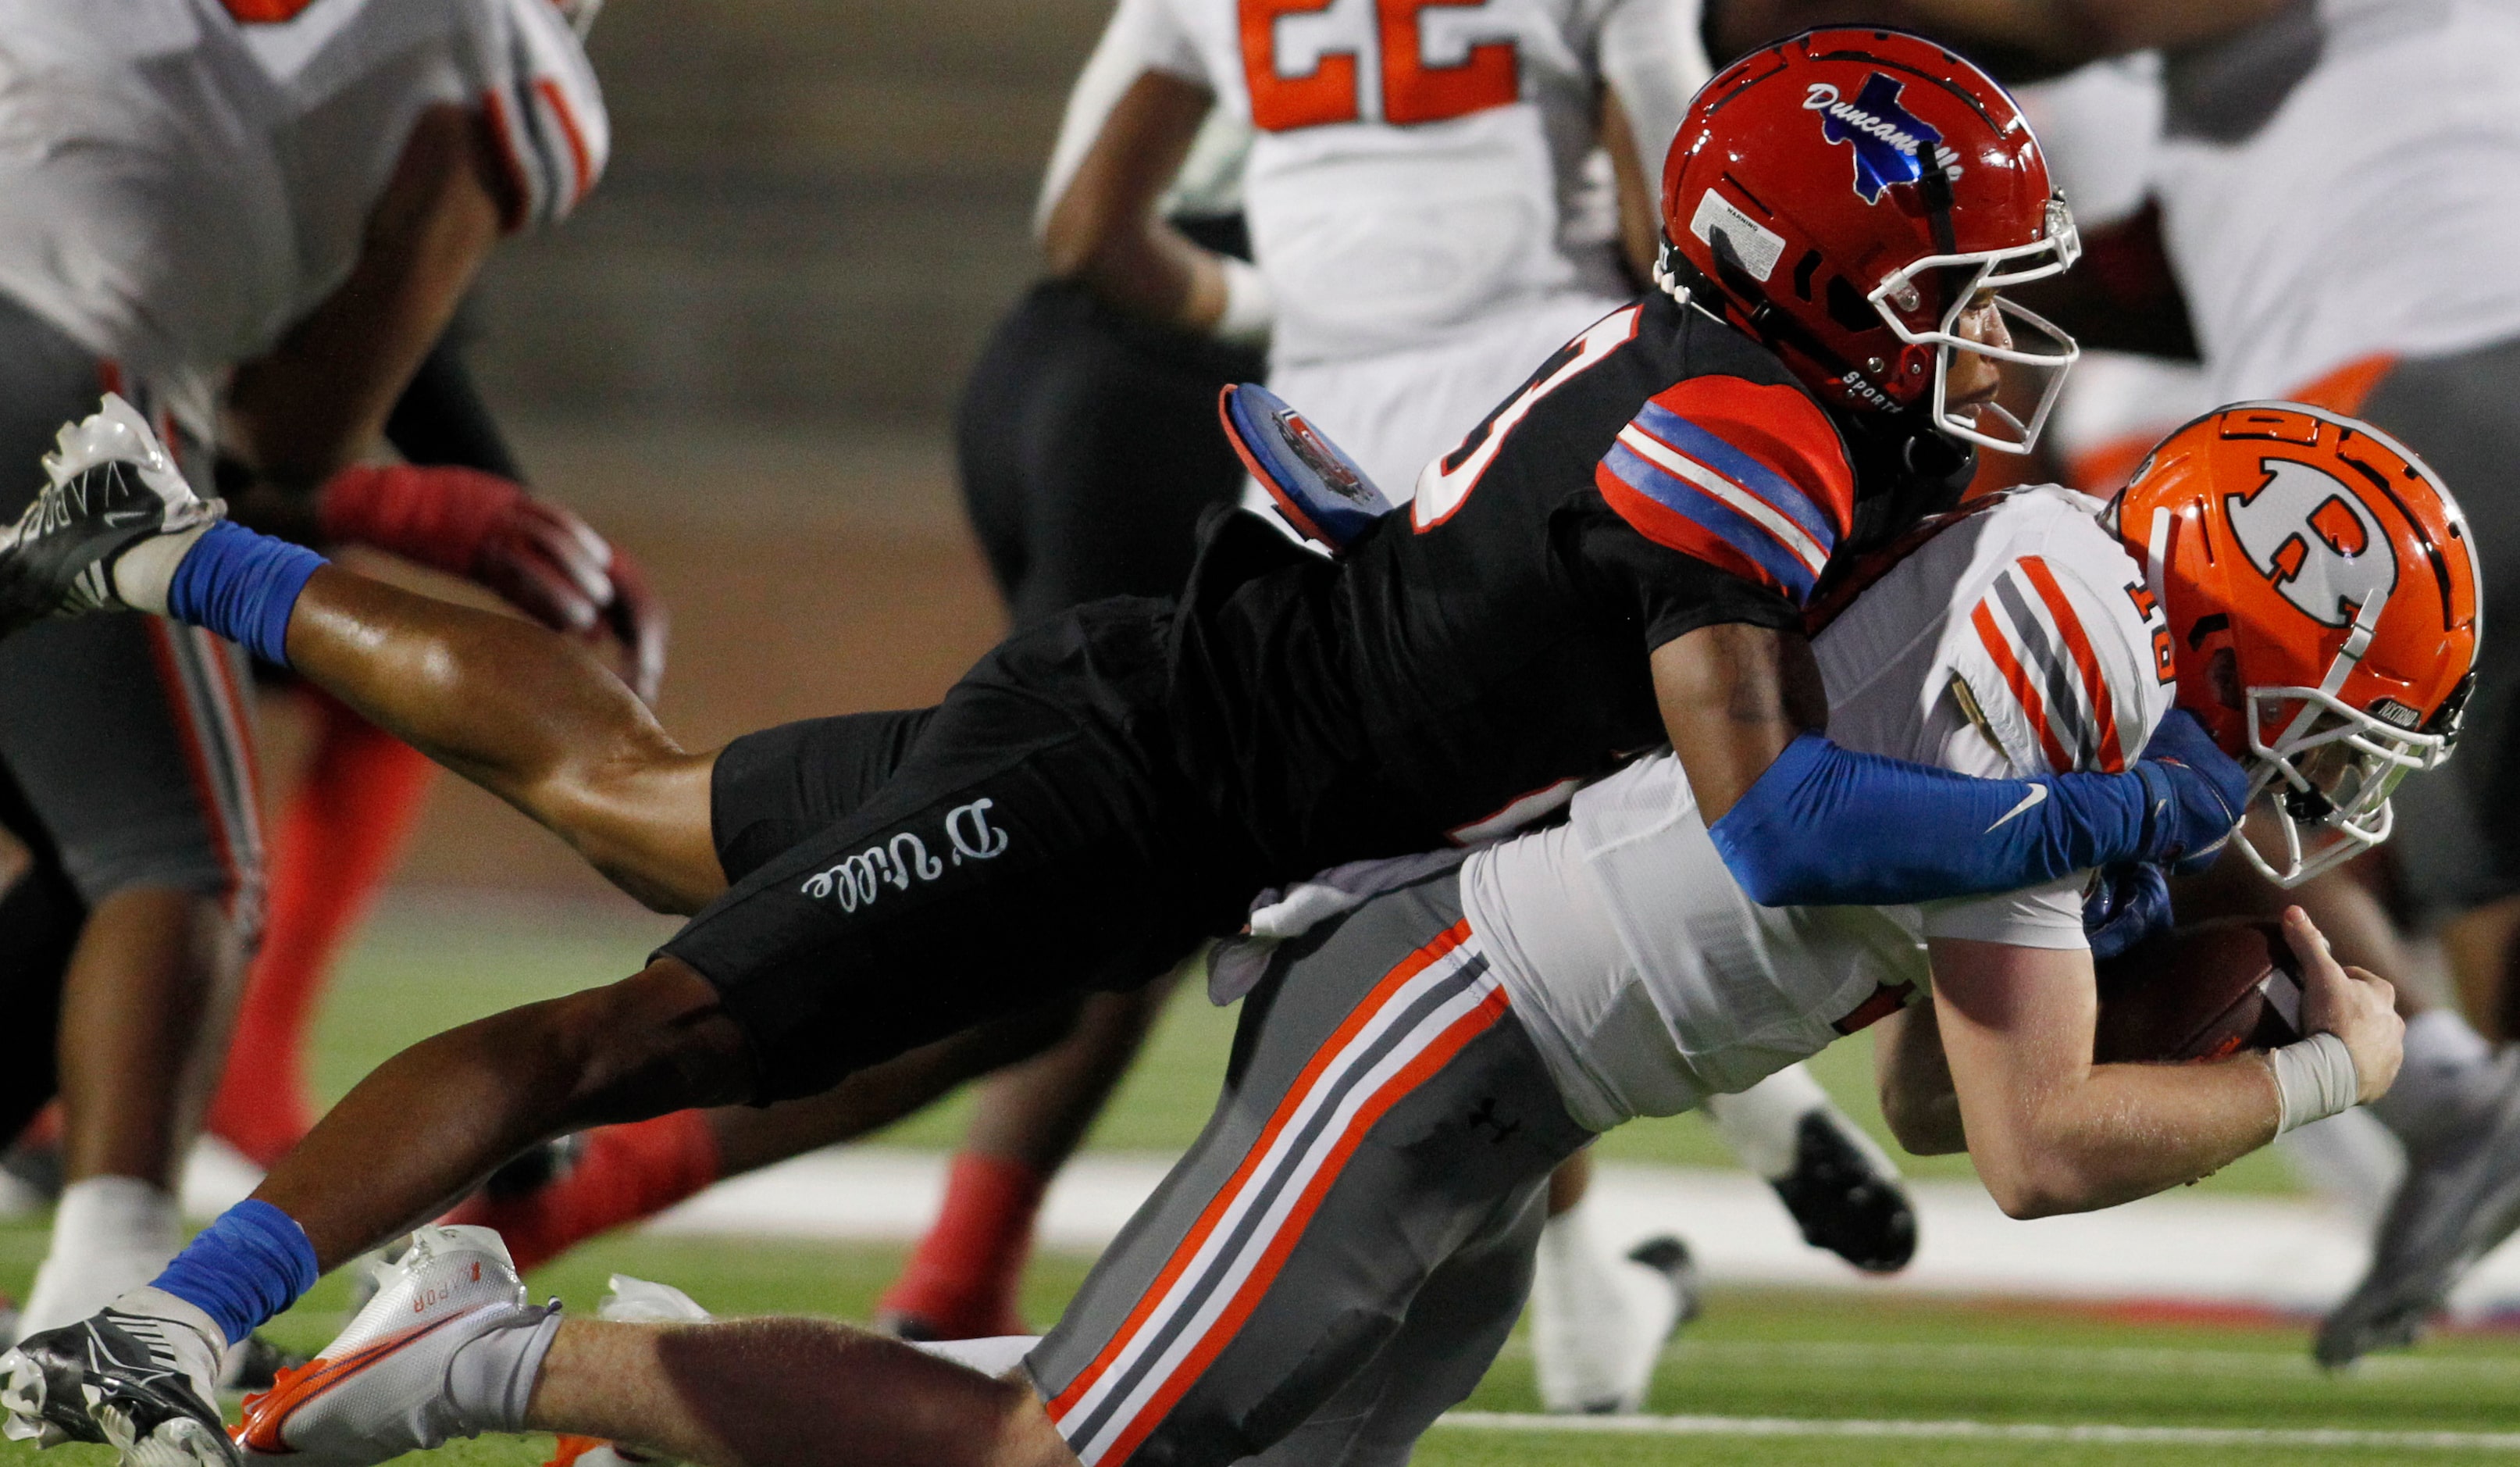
[{"left": 317, "top": 462, "right": 668, "bottom": 702}]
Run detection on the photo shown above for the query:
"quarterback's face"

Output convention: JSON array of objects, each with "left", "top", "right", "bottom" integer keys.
[{"left": 1945, "top": 290, "right": 2010, "bottom": 413}]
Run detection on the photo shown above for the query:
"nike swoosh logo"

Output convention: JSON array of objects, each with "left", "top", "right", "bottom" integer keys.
[
  {"left": 1986, "top": 783, "right": 2049, "bottom": 833},
  {"left": 101, "top": 510, "right": 149, "bottom": 527}
]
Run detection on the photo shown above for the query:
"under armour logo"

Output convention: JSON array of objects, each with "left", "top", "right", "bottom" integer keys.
[
  {"left": 1805, "top": 75, "right": 1963, "bottom": 202},
  {"left": 1466, "top": 1097, "right": 1521, "bottom": 1144},
  {"left": 2226, "top": 458, "right": 2397, "bottom": 627}
]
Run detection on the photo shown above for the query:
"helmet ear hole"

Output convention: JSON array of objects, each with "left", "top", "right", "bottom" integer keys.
[
  {"left": 2208, "top": 646, "right": 2244, "bottom": 712},
  {"left": 1824, "top": 276, "right": 1877, "bottom": 335}
]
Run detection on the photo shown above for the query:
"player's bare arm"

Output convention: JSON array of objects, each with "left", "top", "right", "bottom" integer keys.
[
  {"left": 1929, "top": 907, "right": 2401, "bottom": 1219},
  {"left": 216, "top": 101, "right": 668, "bottom": 698},
  {"left": 1873, "top": 1001, "right": 1965, "bottom": 1155},
  {"left": 1599, "top": 86, "right": 1660, "bottom": 286},
  {"left": 1651, "top": 623, "right": 1828, "bottom": 820},
  {"left": 1039, "top": 71, "right": 1224, "bottom": 334},
  {"left": 223, "top": 104, "right": 508, "bottom": 498},
  {"left": 1647, "top": 294, "right": 2001, "bottom": 822}
]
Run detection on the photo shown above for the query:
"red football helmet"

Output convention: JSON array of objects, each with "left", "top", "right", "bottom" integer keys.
[
  {"left": 2112, "top": 402, "right": 2483, "bottom": 885},
  {"left": 1659, "top": 29, "right": 2080, "bottom": 454}
]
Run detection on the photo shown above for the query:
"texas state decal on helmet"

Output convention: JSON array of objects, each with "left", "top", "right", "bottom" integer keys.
[
  {"left": 1656, "top": 29, "right": 2080, "bottom": 455},
  {"left": 1805, "top": 73, "right": 1963, "bottom": 203},
  {"left": 2112, "top": 402, "right": 2483, "bottom": 885}
]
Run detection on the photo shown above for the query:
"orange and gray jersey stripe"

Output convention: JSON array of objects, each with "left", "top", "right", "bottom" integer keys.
[{"left": 1969, "top": 554, "right": 2131, "bottom": 775}]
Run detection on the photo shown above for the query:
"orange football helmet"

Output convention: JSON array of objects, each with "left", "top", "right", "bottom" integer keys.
[{"left": 2112, "top": 402, "right": 2482, "bottom": 885}]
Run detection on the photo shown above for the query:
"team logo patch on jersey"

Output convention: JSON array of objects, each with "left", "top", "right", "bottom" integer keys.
[
  {"left": 1803, "top": 75, "right": 1962, "bottom": 203},
  {"left": 2226, "top": 458, "right": 2398, "bottom": 628}
]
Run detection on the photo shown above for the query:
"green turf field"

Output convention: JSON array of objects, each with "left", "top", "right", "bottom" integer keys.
[{"left": 2, "top": 893, "right": 2509, "bottom": 1467}]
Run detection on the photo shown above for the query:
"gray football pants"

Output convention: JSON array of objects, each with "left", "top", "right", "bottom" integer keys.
[
  {"left": 2358, "top": 336, "right": 2520, "bottom": 921},
  {"left": 0, "top": 291, "right": 262, "bottom": 923},
  {"left": 1025, "top": 873, "right": 1591, "bottom": 1467}
]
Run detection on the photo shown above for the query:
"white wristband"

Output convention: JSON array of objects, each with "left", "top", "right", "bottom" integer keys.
[
  {"left": 1214, "top": 256, "right": 1274, "bottom": 347},
  {"left": 2269, "top": 1031, "right": 2361, "bottom": 1135}
]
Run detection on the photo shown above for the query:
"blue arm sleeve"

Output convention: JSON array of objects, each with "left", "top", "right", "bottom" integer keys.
[{"left": 1706, "top": 732, "right": 2152, "bottom": 907}]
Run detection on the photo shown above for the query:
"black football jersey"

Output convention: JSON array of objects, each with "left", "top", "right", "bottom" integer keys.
[{"left": 1164, "top": 291, "right": 1975, "bottom": 876}]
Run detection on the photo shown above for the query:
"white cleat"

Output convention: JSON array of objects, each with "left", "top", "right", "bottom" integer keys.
[
  {"left": 236, "top": 1226, "right": 557, "bottom": 1467},
  {"left": 1531, "top": 1222, "right": 1698, "bottom": 1415}
]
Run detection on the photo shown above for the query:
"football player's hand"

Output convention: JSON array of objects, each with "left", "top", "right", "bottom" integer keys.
[
  {"left": 2133, "top": 709, "right": 2251, "bottom": 873},
  {"left": 316, "top": 462, "right": 668, "bottom": 703},
  {"left": 2082, "top": 860, "right": 2171, "bottom": 962},
  {"left": 2286, "top": 905, "right": 2401, "bottom": 1104}
]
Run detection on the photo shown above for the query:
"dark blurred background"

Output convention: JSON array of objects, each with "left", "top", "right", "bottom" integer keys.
[
  {"left": 366, "top": 0, "right": 1114, "bottom": 894},
  {"left": 478, "top": 0, "right": 1100, "bottom": 430}
]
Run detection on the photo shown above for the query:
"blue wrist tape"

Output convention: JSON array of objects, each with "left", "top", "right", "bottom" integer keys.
[
  {"left": 1706, "top": 732, "right": 2152, "bottom": 907},
  {"left": 150, "top": 1199, "right": 319, "bottom": 1345},
  {"left": 166, "top": 520, "right": 326, "bottom": 667}
]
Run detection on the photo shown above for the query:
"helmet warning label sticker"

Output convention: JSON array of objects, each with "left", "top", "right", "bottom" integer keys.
[{"left": 1688, "top": 191, "right": 1785, "bottom": 282}]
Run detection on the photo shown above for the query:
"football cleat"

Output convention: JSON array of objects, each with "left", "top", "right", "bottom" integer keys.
[
  {"left": 1772, "top": 1109, "right": 1919, "bottom": 1273},
  {"left": 0, "top": 1287, "right": 233, "bottom": 1467},
  {"left": 2318, "top": 1055, "right": 2520, "bottom": 1368},
  {"left": 0, "top": 394, "right": 220, "bottom": 637},
  {"left": 1533, "top": 1221, "right": 1697, "bottom": 1415},
  {"left": 237, "top": 1226, "right": 557, "bottom": 1467}
]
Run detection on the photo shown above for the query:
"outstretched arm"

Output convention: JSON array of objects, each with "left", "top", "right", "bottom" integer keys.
[{"left": 1650, "top": 625, "right": 2246, "bottom": 905}]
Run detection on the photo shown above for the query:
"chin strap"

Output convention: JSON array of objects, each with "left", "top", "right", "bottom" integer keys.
[{"left": 1655, "top": 239, "right": 1870, "bottom": 398}]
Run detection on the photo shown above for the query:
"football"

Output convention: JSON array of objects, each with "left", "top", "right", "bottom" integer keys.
[{"left": 2093, "top": 919, "right": 2308, "bottom": 1064}]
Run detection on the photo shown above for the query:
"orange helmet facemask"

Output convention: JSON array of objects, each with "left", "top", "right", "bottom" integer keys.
[{"left": 2111, "top": 402, "right": 2483, "bottom": 886}]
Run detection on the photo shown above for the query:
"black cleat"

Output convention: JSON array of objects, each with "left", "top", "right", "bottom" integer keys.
[
  {"left": 1, "top": 1294, "right": 236, "bottom": 1467},
  {"left": 483, "top": 1133, "right": 587, "bottom": 1203},
  {"left": 0, "top": 394, "right": 219, "bottom": 637},
  {"left": 1771, "top": 1110, "right": 1919, "bottom": 1273},
  {"left": 1625, "top": 1235, "right": 1704, "bottom": 1333},
  {"left": 216, "top": 1333, "right": 307, "bottom": 1395}
]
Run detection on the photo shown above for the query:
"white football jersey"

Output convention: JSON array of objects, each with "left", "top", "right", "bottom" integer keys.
[
  {"left": 0, "top": 0, "right": 604, "bottom": 425},
  {"left": 2146, "top": 0, "right": 2520, "bottom": 399},
  {"left": 1059, "top": 0, "right": 1708, "bottom": 369},
  {"left": 1460, "top": 487, "right": 2177, "bottom": 1129}
]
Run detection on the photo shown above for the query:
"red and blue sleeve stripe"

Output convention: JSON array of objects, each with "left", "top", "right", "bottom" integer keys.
[{"left": 1592, "top": 384, "right": 1851, "bottom": 605}]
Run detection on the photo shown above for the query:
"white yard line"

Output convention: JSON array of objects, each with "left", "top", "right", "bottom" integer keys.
[{"left": 1435, "top": 1412, "right": 2520, "bottom": 1452}]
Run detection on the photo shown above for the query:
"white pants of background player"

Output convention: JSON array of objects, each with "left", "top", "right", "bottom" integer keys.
[{"left": 1249, "top": 291, "right": 1912, "bottom": 1412}]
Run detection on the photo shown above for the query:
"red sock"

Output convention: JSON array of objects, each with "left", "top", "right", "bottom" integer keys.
[
  {"left": 444, "top": 1109, "right": 722, "bottom": 1271},
  {"left": 876, "top": 1153, "right": 1048, "bottom": 1339},
  {"left": 209, "top": 695, "right": 437, "bottom": 1168}
]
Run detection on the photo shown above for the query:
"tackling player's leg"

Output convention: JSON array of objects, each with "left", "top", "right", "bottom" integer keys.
[{"left": 0, "top": 399, "right": 721, "bottom": 916}]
